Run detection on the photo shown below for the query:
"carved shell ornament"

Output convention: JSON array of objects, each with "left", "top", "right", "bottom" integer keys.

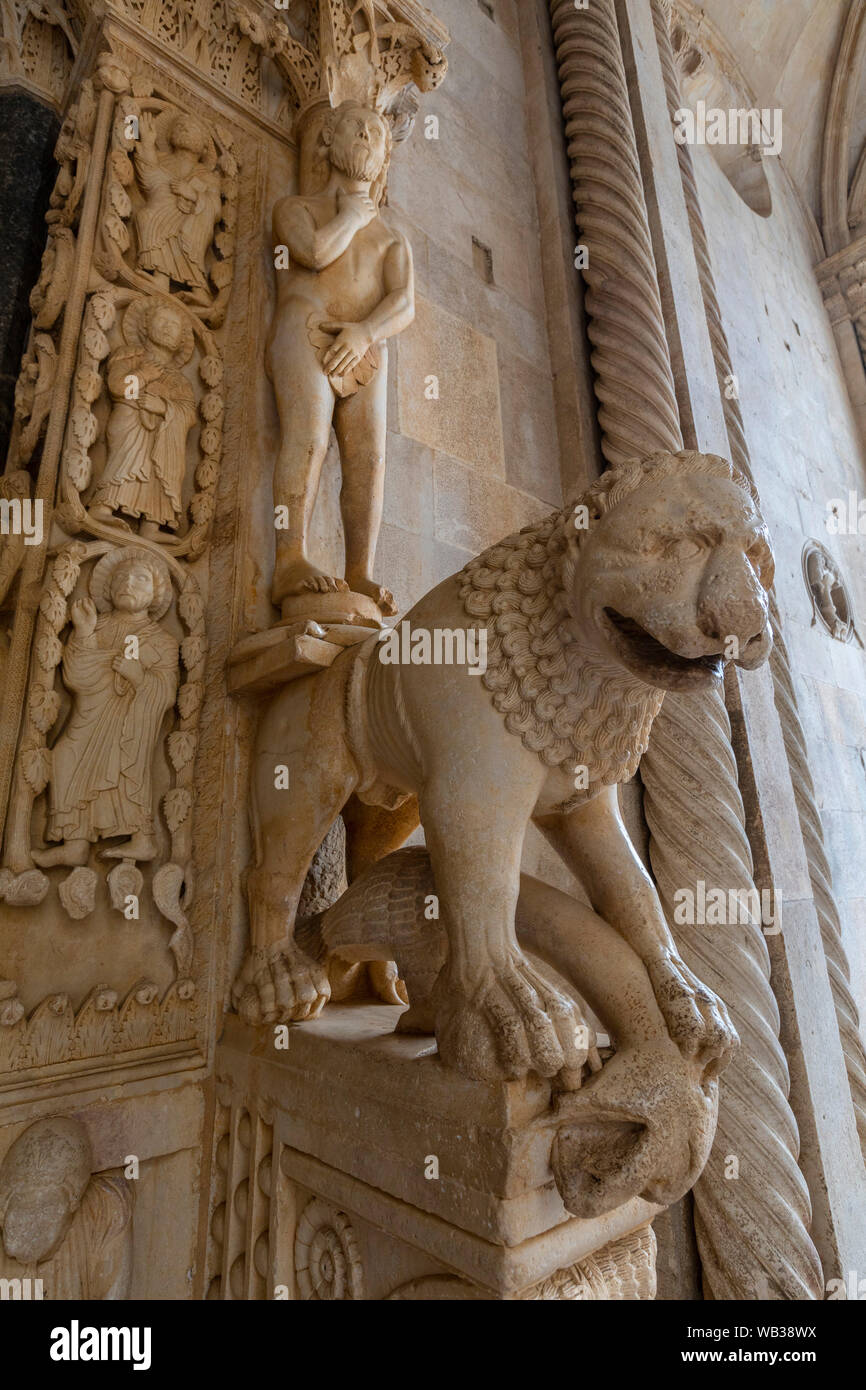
[{"left": 294, "top": 1198, "right": 365, "bottom": 1300}]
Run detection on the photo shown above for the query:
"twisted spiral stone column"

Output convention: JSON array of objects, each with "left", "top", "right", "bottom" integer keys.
[
  {"left": 651, "top": 0, "right": 866, "bottom": 1159},
  {"left": 549, "top": 0, "right": 822, "bottom": 1297},
  {"left": 549, "top": 0, "right": 681, "bottom": 466}
]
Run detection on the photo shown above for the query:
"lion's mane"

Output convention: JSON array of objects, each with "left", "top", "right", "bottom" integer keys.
[{"left": 459, "top": 451, "right": 754, "bottom": 801}]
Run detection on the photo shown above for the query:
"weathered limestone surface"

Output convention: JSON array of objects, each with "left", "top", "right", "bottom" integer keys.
[{"left": 1, "top": 0, "right": 865, "bottom": 1305}]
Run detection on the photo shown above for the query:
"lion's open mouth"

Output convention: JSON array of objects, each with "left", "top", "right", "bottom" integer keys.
[{"left": 603, "top": 609, "right": 725, "bottom": 682}]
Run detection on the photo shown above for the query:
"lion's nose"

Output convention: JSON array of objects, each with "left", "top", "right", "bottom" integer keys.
[
  {"left": 698, "top": 596, "right": 768, "bottom": 653},
  {"left": 697, "top": 557, "right": 768, "bottom": 650},
  {"left": 735, "top": 626, "right": 772, "bottom": 669}
]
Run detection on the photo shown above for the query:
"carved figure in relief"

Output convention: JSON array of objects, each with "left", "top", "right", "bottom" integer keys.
[
  {"left": 267, "top": 99, "right": 413, "bottom": 615},
  {"left": 90, "top": 299, "right": 197, "bottom": 535},
  {"left": 0, "top": 1117, "right": 132, "bottom": 1300},
  {"left": 803, "top": 542, "right": 852, "bottom": 642},
  {"left": 234, "top": 453, "right": 775, "bottom": 1090},
  {"left": 33, "top": 548, "right": 178, "bottom": 869},
  {"left": 133, "top": 110, "right": 222, "bottom": 299}
]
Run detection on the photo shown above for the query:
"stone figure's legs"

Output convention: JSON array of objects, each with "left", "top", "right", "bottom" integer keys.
[
  {"left": 232, "top": 668, "right": 358, "bottom": 1025},
  {"left": 334, "top": 350, "right": 396, "bottom": 615},
  {"left": 418, "top": 783, "right": 588, "bottom": 1083},
  {"left": 32, "top": 837, "right": 89, "bottom": 868},
  {"left": 269, "top": 340, "right": 340, "bottom": 608}
]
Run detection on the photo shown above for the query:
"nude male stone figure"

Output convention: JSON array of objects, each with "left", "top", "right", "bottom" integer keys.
[{"left": 267, "top": 99, "right": 414, "bottom": 616}]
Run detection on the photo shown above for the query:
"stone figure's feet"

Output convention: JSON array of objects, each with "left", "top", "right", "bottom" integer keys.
[
  {"left": 274, "top": 556, "right": 349, "bottom": 602},
  {"left": 347, "top": 575, "right": 398, "bottom": 617},
  {"left": 32, "top": 839, "right": 89, "bottom": 868},
  {"left": 646, "top": 949, "right": 738, "bottom": 1078},
  {"left": 101, "top": 833, "right": 157, "bottom": 862},
  {"left": 433, "top": 953, "right": 589, "bottom": 1083},
  {"left": 232, "top": 940, "right": 330, "bottom": 1026}
]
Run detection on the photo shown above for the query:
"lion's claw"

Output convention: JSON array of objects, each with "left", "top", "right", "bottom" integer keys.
[
  {"left": 232, "top": 942, "right": 330, "bottom": 1026},
  {"left": 433, "top": 954, "right": 589, "bottom": 1083},
  {"left": 647, "top": 951, "right": 738, "bottom": 1077}
]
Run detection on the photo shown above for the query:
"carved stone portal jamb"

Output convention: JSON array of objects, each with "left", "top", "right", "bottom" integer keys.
[
  {"left": 0, "top": 19, "right": 255, "bottom": 1074},
  {"left": 0, "top": 54, "right": 119, "bottom": 855}
]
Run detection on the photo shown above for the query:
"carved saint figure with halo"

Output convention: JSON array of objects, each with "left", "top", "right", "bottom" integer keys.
[{"left": 33, "top": 548, "right": 178, "bottom": 869}]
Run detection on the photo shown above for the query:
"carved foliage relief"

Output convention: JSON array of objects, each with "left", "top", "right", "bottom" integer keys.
[
  {"left": 1, "top": 45, "right": 242, "bottom": 1064},
  {"left": 0, "top": 0, "right": 80, "bottom": 105},
  {"left": 56, "top": 79, "right": 238, "bottom": 554}
]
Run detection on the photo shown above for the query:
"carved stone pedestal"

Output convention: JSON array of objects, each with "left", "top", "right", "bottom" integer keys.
[
  {"left": 228, "top": 620, "right": 378, "bottom": 696},
  {"left": 209, "top": 1009, "right": 658, "bottom": 1300}
]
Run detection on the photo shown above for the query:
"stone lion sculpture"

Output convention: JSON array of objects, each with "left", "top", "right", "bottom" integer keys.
[{"left": 233, "top": 451, "right": 774, "bottom": 1099}]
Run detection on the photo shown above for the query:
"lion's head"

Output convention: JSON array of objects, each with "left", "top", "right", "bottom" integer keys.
[
  {"left": 567, "top": 450, "right": 774, "bottom": 691},
  {"left": 460, "top": 451, "right": 774, "bottom": 795}
]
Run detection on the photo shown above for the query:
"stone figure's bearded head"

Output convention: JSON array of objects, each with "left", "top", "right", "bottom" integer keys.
[
  {"left": 146, "top": 302, "right": 185, "bottom": 355},
  {"left": 110, "top": 558, "right": 155, "bottom": 614},
  {"left": 567, "top": 450, "right": 774, "bottom": 692},
  {"left": 169, "top": 113, "right": 208, "bottom": 157},
  {"left": 0, "top": 1117, "right": 93, "bottom": 1264},
  {"left": 324, "top": 100, "right": 392, "bottom": 187},
  {"left": 90, "top": 546, "right": 173, "bottom": 621}
]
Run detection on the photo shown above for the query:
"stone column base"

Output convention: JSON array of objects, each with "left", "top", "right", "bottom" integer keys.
[{"left": 207, "top": 1008, "right": 657, "bottom": 1300}]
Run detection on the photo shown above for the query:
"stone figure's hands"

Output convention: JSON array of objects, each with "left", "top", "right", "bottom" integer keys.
[
  {"left": 137, "top": 111, "right": 157, "bottom": 154},
  {"left": 646, "top": 948, "right": 737, "bottom": 1077},
  {"left": 70, "top": 596, "right": 97, "bottom": 637},
  {"left": 170, "top": 178, "right": 198, "bottom": 214},
  {"left": 337, "top": 186, "right": 377, "bottom": 229},
  {"left": 112, "top": 653, "right": 144, "bottom": 688},
  {"left": 139, "top": 392, "right": 166, "bottom": 419},
  {"left": 319, "top": 320, "right": 372, "bottom": 376}
]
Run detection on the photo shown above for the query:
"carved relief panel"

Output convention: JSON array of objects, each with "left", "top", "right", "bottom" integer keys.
[{"left": 0, "top": 31, "right": 258, "bottom": 1073}]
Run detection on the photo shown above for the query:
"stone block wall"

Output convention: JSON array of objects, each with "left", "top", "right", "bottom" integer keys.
[{"left": 697, "top": 149, "right": 866, "bottom": 1032}]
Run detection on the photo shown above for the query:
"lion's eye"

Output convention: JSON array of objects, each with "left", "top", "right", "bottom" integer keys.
[{"left": 665, "top": 537, "right": 703, "bottom": 562}]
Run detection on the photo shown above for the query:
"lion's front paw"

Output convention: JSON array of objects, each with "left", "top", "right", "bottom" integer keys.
[
  {"left": 647, "top": 951, "right": 738, "bottom": 1077},
  {"left": 433, "top": 953, "right": 589, "bottom": 1083},
  {"left": 232, "top": 941, "right": 330, "bottom": 1026}
]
